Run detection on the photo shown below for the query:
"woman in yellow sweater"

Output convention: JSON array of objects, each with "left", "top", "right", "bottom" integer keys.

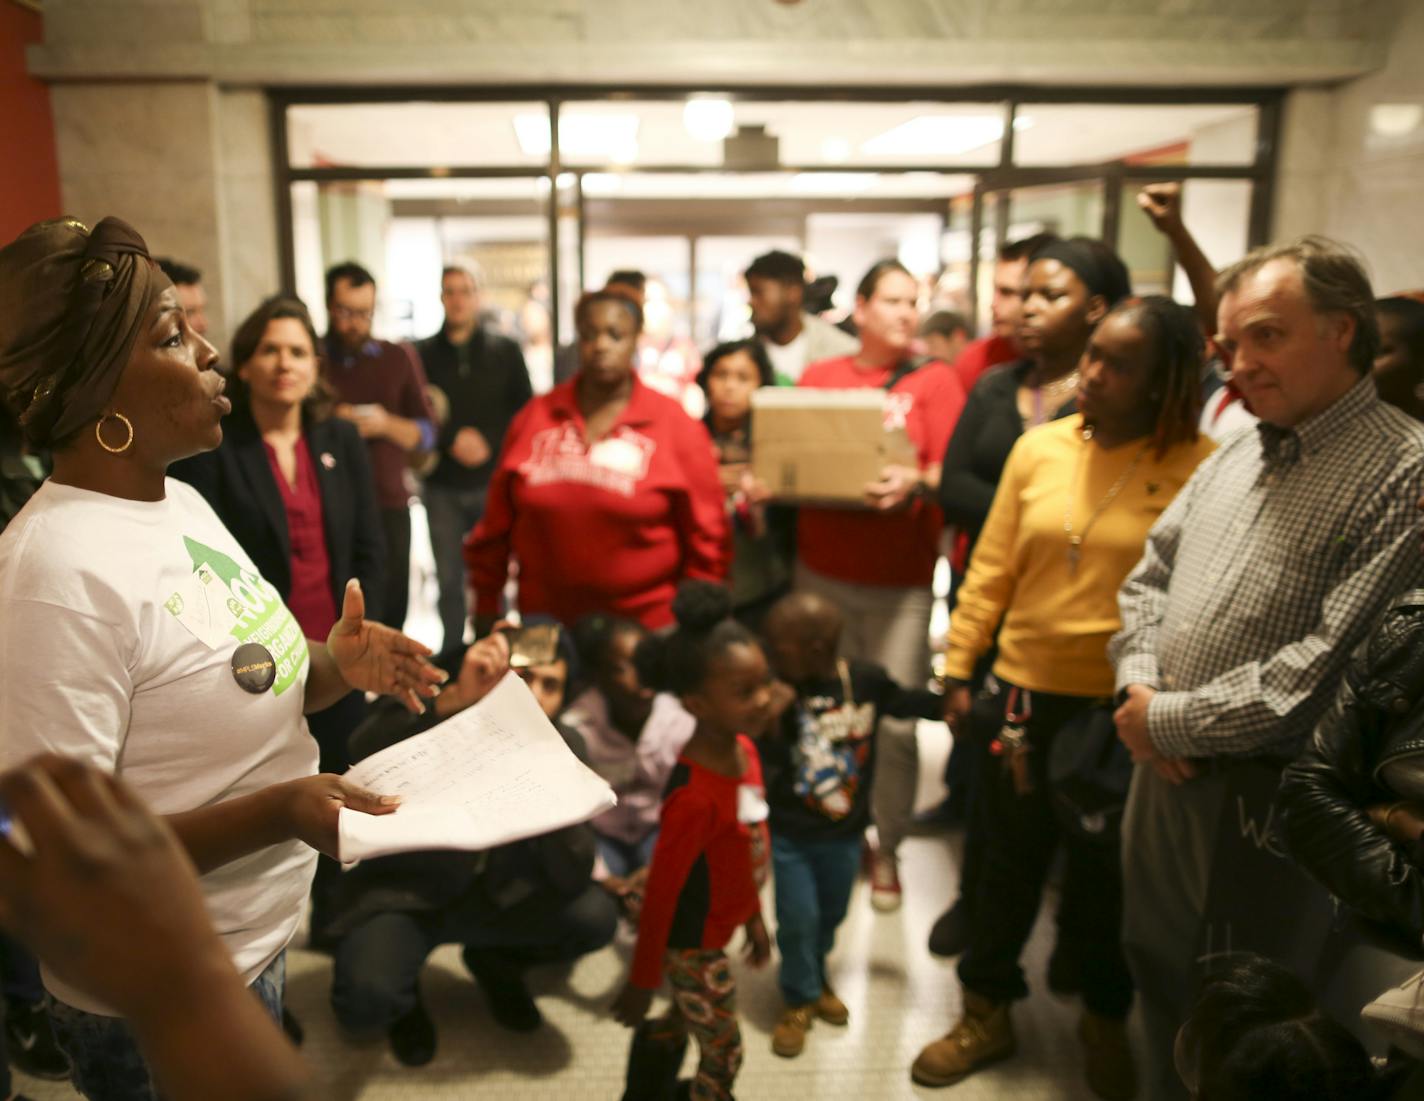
[{"left": 911, "top": 296, "right": 1216, "bottom": 1100}]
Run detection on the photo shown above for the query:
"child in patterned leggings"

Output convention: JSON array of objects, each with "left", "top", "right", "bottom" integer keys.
[{"left": 612, "top": 581, "right": 773, "bottom": 1101}]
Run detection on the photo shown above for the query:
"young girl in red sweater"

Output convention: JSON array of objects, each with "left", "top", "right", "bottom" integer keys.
[{"left": 612, "top": 581, "right": 773, "bottom": 1101}]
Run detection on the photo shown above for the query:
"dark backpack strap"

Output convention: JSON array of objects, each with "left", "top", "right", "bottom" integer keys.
[{"left": 884, "top": 354, "right": 930, "bottom": 392}]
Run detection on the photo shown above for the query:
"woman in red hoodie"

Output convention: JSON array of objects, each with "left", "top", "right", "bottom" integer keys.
[{"left": 464, "top": 290, "right": 728, "bottom": 631}]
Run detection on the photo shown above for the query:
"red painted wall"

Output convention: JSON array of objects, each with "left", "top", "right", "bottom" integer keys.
[{"left": 0, "top": 2, "right": 61, "bottom": 243}]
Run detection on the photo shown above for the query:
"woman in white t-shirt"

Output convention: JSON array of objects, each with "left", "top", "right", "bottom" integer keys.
[{"left": 0, "top": 216, "right": 446, "bottom": 1101}]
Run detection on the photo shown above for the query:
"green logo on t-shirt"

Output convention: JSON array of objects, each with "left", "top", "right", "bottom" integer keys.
[{"left": 182, "top": 536, "right": 309, "bottom": 697}]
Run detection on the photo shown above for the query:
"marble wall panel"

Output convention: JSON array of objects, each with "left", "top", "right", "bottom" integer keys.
[{"left": 50, "top": 80, "right": 229, "bottom": 342}]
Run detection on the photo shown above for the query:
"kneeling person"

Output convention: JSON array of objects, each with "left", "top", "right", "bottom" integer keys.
[{"left": 328, "top": 623, "right": 618, "bottom": 1065}]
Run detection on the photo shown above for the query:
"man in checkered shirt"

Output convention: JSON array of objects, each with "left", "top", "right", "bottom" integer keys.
[{"left": 1109, "top": 235, "right": 1424, "bottom": 1099}]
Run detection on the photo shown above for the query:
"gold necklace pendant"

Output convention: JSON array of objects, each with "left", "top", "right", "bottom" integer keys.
[{"left": 1062, "top": 433, "right": 1151, "bottom": 573}]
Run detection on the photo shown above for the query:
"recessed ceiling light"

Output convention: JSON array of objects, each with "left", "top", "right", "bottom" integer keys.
[
  {"left": 791, "top": 172, "right": 878, "bottom": 194},
  {"left": 684, "top": 98, "right": 735, "bottom": 142},
  {"left": 513, "top": 114, "right": 552, "bottom": 156},
  {"left": 512, "top": 112, "right": 641, "bottom": 159},
  {"left": 861, "top": 115, "right": 1005, "bottom": 157},
  {"left": 581, "top": 173, "right": 623, "bottom": 196},
  {"left": 1370, "top": 103, "right": 1423, "bottom": 137}
]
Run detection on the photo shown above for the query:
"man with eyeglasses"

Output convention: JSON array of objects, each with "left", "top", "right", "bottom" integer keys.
[{"left": 325, "top": 260, "right": 436, "bottom": 631}]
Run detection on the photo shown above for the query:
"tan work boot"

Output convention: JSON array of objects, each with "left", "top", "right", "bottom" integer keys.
[
  {"left": 910, "top": 992, "right": 1015, "bottom": 1087},
  {"left": 772, "top": 1004, "right": 815, "bottom": 1058},
  {"left": 1080, "top": 1012, "right": 1138, "bottom": 1100},
  {"left": 816, "top": 985, "right": 849, "bottom": 1027}
]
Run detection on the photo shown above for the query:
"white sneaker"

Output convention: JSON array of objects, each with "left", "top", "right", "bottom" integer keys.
[
  {"left": 870, "top": 854, "right": 902, "bottom": 912},
  {"left": 1363, "top": 969, "right": 1424, "bottom": 1059}
]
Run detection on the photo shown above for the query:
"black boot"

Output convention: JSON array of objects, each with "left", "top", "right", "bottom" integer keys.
[
  {"left": 463, "top": 946, "right": 542, "bottom": 1032},
  {"left": 927, "top": 899, "right": 973, "bottom": 958},
  {"left": 388, "top": 995, "right": 437, "bottom": 1067},
  {"left": 622, "top": 1019, "right": 687, "bottom": 1101}
]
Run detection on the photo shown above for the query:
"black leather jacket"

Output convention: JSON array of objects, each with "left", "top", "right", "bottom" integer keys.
[{"left": 1279, "top": 590, "right": 1424, "bottom": 944}]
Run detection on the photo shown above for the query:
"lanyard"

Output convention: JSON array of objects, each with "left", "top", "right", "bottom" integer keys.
[{"left": 991, "top": 686, "right": 1034, "bottom": 795}]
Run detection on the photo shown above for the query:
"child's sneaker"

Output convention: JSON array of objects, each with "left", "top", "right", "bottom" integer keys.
[{"left": 870, "top": 854, "right": 902, "bottom": 912}]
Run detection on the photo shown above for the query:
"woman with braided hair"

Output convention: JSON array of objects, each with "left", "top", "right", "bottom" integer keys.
[
  {"left": 0, "top": 216, "right": 445, "bottom": 1100},
  {"left": 913, "top": 296, "right": 1214, "bottom": 1099}
]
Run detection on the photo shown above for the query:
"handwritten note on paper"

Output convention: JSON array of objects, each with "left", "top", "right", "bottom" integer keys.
[{"left": 336, "top": 671, "right": 617, "bottom": 862}]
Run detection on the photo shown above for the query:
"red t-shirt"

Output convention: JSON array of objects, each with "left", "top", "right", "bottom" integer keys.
[
  {"left": 263, "top": 436, "right": 338, "bottom": 639},
  {"left": 631, "top": 734, "right": 768, "bottom": 989},
  {"left": 796, "top": 356, "right": 966, "bottom": 588},
  {"left": 951, "top": 334, "right": 1019, "bottom": 395},
  {"left": 464, "top": 377, "right": 728, "bottom": 630}
]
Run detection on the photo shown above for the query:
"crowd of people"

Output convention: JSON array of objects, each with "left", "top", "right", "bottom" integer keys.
[{"left": 3, "top": 179, "right": 1424, "bottom": 1101}]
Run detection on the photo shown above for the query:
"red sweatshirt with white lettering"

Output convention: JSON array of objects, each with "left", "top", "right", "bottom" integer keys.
[{"left": 465, "top": 377, "right": 728, "bottom": 630}]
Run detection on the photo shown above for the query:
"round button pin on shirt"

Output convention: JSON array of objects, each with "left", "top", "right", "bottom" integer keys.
[{"left": 231, "top": 642, "right": 277, "bottom": 694}]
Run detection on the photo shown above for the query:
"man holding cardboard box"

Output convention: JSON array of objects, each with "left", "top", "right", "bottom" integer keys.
[{"left": 792, "top": 258, "right": 966, "bottom": 912}]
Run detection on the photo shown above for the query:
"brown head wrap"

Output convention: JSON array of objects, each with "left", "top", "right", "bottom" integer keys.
[{"left": 0, "top": 216, "right": 160, "bottom": 448}]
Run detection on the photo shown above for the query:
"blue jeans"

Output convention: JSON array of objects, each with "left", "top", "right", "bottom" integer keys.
[
  {"left": 424, "top": 483, "right": 487, "bottom": 652},
  {"left": 771, "top": 832, "right": 862, "bottom": 1006},
  {"left": 47, "top": 951, "right": 285, "bottom": 1101},
  {"left": 596, "top": 829, "right": 658, "bottom": 880}
]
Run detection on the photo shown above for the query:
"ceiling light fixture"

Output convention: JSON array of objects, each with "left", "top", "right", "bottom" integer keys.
[
  {"left": 580, "top": 173, "right": 623, "bottom": 196},
  {"left": 861, "top": 115, "right": 1007, "bottom": 157},
  {"left": 791, "top": 172, "right": 878, "bottom": 194},
  {"left": 684, "top": 98, "right": 735, "bottom": 142},
  {"left": 1370, "top": 103, "right": 1423, "bottom": 137},
  {"left": 821, "top": 137, "right": 852, "bottom": 163},
  {"left": 513, "top": 112, "right": 642, "bottom": 160}
]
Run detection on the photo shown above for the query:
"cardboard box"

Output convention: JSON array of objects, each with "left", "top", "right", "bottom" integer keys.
[{"left": 750, "top": 388, "right": 916, "bottom": 506}]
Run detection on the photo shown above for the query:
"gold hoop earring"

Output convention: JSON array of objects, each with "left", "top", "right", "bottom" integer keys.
[{"left": 95, "top": 412, "right": 134, "bottom": 454}]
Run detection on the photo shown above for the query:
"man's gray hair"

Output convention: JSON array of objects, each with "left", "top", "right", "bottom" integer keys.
[{"left": 1216, "top": 235, "right": 1380, "bottom": 374}]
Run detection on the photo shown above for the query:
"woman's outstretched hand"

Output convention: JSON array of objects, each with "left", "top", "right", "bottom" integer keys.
[{"left": 327, "top": 579, "right": 447, "bottom": 713}]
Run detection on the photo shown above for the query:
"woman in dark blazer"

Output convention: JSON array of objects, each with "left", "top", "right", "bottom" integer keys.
[
  {"left": 172, "top": 295, "right": 386, "bottom": 943},
  {"left": 173, "top": 297, "right": 385, "bottom": 641}
]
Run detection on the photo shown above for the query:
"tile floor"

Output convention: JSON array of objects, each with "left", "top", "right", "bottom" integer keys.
[{"left": 13, "top": 828, "right": 1103, "bottom": 1100}]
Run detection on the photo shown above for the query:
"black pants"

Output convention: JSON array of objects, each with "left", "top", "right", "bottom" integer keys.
[
  {"left": 946, "top": 650, "right": 999, "bottom": 905},
  {"left": 957, "top": 683, "right": 1133, "bottom": 1019},
  {"left": 379, "top": 507, "right": 412, "bottom": 631},
  {"left": 330, "top": 882, "right": 618, "bottom": 1033},
  {"left": 306, "top": 692, "right": 367, "bottom": 940},
  {"left": 954, "top": 675, "right": 1091, "bottom": 949},
  {"left": 0, "top": 933, "right": 45, "bottom": 1098}
]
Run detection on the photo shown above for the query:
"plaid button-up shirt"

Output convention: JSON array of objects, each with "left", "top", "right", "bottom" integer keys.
[{"left": 1110, "top": 376, "right": 1424, "bottom": 758}]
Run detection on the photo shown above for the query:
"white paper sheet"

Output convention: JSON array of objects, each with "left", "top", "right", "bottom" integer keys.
[{"left": 337, "top": 671, "right": 617, "bottom": 862}]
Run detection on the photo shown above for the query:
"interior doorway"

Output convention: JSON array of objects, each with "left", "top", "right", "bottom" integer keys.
[{"left": 276, "top": 87, "right": 1278, "bottom": 369}]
